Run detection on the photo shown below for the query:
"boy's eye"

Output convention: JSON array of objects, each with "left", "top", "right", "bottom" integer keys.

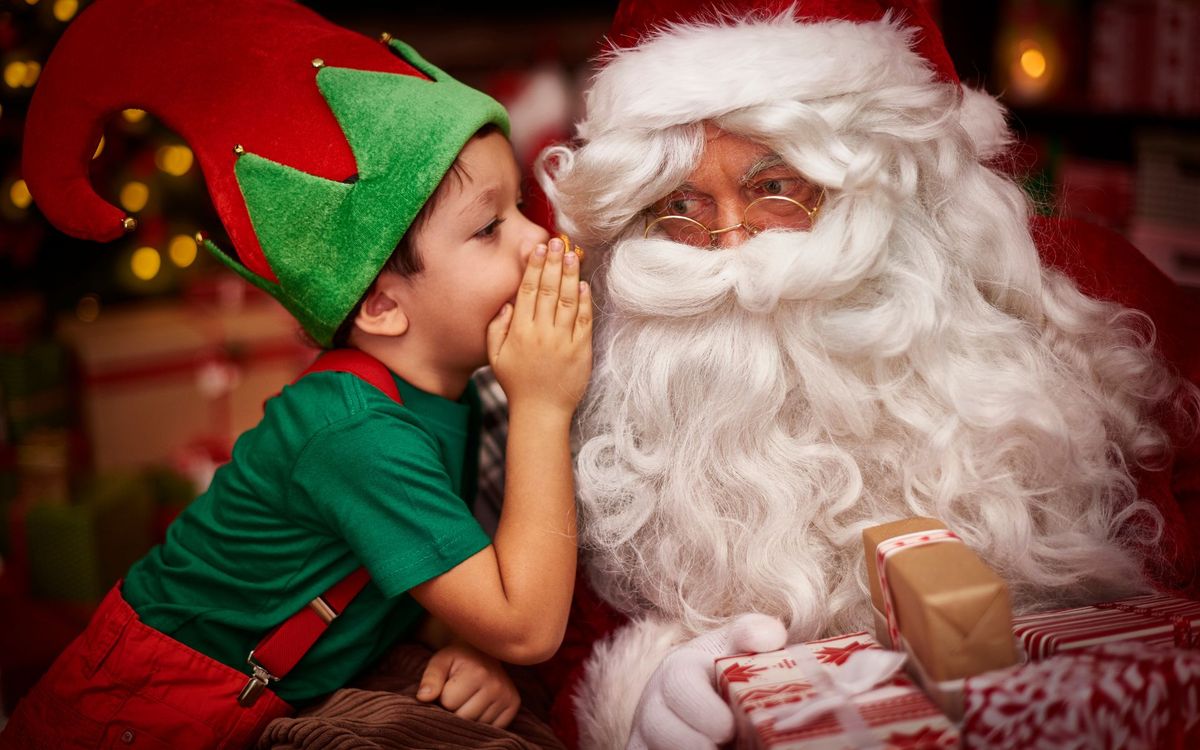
[{"left": 474, "top": 217, "right": 504, "bottom": 239}]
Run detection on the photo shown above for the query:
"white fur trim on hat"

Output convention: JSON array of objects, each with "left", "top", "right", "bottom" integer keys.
[{"left": 581, "top": 11, "right": 1012, "bottom": 158}]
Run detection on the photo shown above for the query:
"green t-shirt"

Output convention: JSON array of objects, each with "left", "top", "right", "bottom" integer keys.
[{"left": 123, "top": 369, "right": 492, "bottom": 703}]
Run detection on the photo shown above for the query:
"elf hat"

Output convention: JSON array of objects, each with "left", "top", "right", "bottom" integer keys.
[
  {"left": 582, "top": 0, "right": 1010, "bottom": 158},
  {"left": 23, "top": 0, "right": 509, "bottom": 347}
]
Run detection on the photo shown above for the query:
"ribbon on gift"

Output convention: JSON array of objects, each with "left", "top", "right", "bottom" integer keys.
[
  {"left": 756, "top": 643, "right": 907, "bottom": 747},
  {"left": 875, "top": 529, "right": 963, "bottom": 650}
]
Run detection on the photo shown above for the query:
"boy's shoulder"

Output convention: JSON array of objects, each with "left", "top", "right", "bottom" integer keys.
[{"left": 268, "top": 368, "right": 416, "bottom": 441}]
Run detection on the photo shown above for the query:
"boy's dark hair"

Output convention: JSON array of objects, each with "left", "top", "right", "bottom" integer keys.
[{"left": 326, "top": 124, "right": 501, "bottom": 350}]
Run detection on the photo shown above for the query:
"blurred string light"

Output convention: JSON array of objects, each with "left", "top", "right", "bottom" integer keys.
[
  {"left": 119, "top": 180, "right": 149, "bottom": 212},
  {"left": 1020, "top": 47, "right": 1048, "bottom": 80},
  {"left": 122, "top": 108, "right": 146, "bottom": 123},
  {"left": 168, "top": 234, "right": 198, "bottom": 268},
  {"left": 52, "top": 0, "right": 78, "bottom": 22},
  {"left": 4, "top": 60, "right": 41, "bottom": 89},
  {"left": 131, "top": 246, "right": 162, "bottom": 281},
  {"left": 155, "top": 144, "right": 194, "bottom": 176},
  {"left": 1000, "top": 28, "right": 1061, "bottom": 105},
  {"left": 10, "top": 179, "right": 32, "bottom": 210},
  {"left": 93, "top": 135, "right": 105, "bottom": 159}
]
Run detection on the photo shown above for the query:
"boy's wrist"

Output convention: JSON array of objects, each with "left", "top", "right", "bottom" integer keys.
[{"left": 507, "top": 397, "right": 575, "bottom": 428}]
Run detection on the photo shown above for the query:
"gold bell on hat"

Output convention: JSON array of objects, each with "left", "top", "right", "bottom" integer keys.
[{"left": 558, "top": 233, "right": 585, "bottom": 264}]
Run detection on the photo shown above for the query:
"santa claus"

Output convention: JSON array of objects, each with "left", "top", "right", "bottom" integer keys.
[{"left": 535, "top": 1, "right": 1200, "bottom": 748}]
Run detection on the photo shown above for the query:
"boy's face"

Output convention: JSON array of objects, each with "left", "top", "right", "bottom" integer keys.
[{"left": 399, "top": 131, "right": 549, "bottom": 374}]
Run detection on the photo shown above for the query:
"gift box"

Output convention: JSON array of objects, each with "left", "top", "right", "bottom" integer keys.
[
  {"left": 0, "top": 339, "right": 73, "bottom": 443},
  {"left": 1012, "top": 592, "right": 1200, "bottom": 662},
  {"left": 863, "top": 518, "right": 1018, "bottom": 718},
  {"left": 55, "top": 296, "right": 315, "bottom": 470},
  {"left": 961, "top": 641, "right": 1200, "bottom": 749},
  {"left": 715, "top": 632, "right": 959, "bottom": 749},
  {"left": 24, "top": 472, "right": 155, "bottom": 603}
]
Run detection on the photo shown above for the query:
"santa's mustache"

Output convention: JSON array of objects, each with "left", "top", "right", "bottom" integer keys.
[{"left": 603, "top": 202, "right": 892, "bottom": 317}]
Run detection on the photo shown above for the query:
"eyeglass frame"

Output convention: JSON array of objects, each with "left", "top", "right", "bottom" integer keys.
[{"left": 642, "top": 191, "right": 825, "bottom": 249}]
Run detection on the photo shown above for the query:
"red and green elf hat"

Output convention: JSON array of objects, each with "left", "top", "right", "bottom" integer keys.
[{"left": 23, "top": 0, "right": 509, "bottom": 347}]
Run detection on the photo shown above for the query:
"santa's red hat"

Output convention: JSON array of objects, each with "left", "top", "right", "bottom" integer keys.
[{"left": 581, "top": 0, "right": 1010, "bottom": 158}]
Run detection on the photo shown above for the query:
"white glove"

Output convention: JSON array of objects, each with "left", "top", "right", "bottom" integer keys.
[{"left": 626, "top": 613, "right": 788, "bottom": 750}]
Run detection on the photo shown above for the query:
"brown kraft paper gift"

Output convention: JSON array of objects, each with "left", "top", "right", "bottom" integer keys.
[{"left": 862, "top": 517, "right": 1018, "bottom": 719}]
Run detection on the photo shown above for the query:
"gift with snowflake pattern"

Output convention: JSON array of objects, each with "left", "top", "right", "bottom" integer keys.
[{"left": 715, "top": 631, "right": 960, "bottom": 749}]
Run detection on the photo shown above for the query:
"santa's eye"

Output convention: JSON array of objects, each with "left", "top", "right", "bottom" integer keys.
[
  {"left": 747, "top": 176, "right": 814, "bottom": 202},
  {"left": 657, "top": 194, "right": 708, "bottom": 219}
]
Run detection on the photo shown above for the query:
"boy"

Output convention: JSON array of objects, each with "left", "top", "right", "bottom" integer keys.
[{"left": 5, "top": 0, "right": 591, "bottom": 746}]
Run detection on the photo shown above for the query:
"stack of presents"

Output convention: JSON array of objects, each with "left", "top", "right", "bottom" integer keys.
[
  {"left": 0, "top": 286, "right": 314, "bottom": 714},
  {"left": 717, "top": 517, "right": 1200, "bottom": 748}
]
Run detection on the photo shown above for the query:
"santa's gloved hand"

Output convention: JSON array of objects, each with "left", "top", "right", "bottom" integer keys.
[{"left": 626, "top": 613, "right": 788, "bottom": 750}]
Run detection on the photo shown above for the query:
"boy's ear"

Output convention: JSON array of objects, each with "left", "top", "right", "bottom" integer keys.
[{"left": 353, "top": 273, "right": 409, "bottom": 337}]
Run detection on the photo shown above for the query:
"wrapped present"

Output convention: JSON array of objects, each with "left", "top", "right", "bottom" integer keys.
[
  {"left": 961, "top": 641, "right": 1200, "bottom": 749},
  {"left": 715, "top": 632, "right": 959, "bottom": 749},
  {"left": 24, "top": 472, "right": 155, "bottom": 603},
  {"left": 0, "top": 340, "right": 73, "bottom": 443},
  {"left": 863, "top": 518, "right": 1018, "bottom": 719},
  {"left": 55, "top": 296, "right": 314, "bottom": 470},
  {"left": 1012, "top": 593, "right": 1200, "bottom": 661}
]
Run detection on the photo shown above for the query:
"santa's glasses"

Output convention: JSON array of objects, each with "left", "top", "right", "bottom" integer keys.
[{"left": 643, "top": 192, "right": 824, "bottom": 249}]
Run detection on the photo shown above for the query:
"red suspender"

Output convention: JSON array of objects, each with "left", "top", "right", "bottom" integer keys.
[{"left": 238, "top": 349, "right": 401, "bottom": 707}]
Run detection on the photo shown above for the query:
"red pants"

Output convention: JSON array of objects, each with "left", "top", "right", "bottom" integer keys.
[{"left": 0, "top": 583, "right": 290, "bottom": 749}]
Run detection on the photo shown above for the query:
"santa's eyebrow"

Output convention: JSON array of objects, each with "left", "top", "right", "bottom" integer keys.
[{"left": 741, "top": 154, "right": 787, "bottom": 183}]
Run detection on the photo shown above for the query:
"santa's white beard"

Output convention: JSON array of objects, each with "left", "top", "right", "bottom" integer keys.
[{"left": 575, "top": 204, "right": 1164, "bottom": 642}]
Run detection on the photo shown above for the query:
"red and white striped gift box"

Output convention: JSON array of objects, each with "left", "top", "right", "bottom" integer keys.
[
  {"left": 1012, "top": 593, "right": 1200, "bottom": 662},
  {"left": 715, "top": 632, "right": 959, "bottom": 750}
]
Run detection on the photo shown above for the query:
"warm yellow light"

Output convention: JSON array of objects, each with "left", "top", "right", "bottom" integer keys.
[
  {"left": 131, "top": 247, "right": 161, "bottom": 281},
  {"left": 119, "top": 181, "right": 149, "bottom": 212},
  {"left": 4, "top": 62, "right": 27, "bottom": 89},
  {"left": 122, "top": 108, "right": 146, "bottom": 123},
  {"left": 156, "top": 144, "right": 194, "bottom": 176},
  {"left": 1020, "top": 47, "right": 1047, "bottom": 79},
  {"left": 24, "top": 0, "right": 39, "bottom": 5},
  {"left": 22, "top": 61, "right": 40, "bottom": 87},
  {"left": 93, "top": 135, "right": 105, "bottom": 159},
  {"left": 10, "top": 179, "right": 32, "bottom": 209},
  {"left": 168, "top": 234, "right": 198, "bottom": 268},
  {"left": 76, "top": 294, "right": 100, "bottom": 322},
  {"left": 52, "top": 0, "right": 78, "bottom": 21}
]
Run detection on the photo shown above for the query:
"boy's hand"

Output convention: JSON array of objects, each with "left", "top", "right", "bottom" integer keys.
[
  {"left": 487, "top": 236, "right": 593, "bottom": 414},
  {"left": 417, "top": 640, "right": 521, "bottom": 728}
]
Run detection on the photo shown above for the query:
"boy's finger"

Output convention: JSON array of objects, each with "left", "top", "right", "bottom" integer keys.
[
  {"left": 417, "top": 655, "right": 450, "bottom": 703},
  {"left": 535, "top": 237, "right": 565, "bottom": 323},
  {"left": 555, "top": 246, "right": 580, "bottom": 329},
  {"left": 573, "top": 281, "right": 593, "bottom": 343},
  {"left": 513, "top": 243, "right": 547, "bottom": 322},
  {"left": 486, "top": 303, "right": 513, "bottom": 365},
  {"left": 452, "top": 690, "right": 492, "bottom": 722},
  {"left": 494, "top": 701, "right": 520, "bottom": 729},
  {"left": 438, "top": 672, "right": 476, "bottom": 711},
  {"left": 478, "top": 700, "right": 504, "bottom": 727}
]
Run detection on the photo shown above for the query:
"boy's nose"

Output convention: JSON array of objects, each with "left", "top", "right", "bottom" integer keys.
[{"left": 522, "top": 219, "right": 550, "bottom": 263}]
